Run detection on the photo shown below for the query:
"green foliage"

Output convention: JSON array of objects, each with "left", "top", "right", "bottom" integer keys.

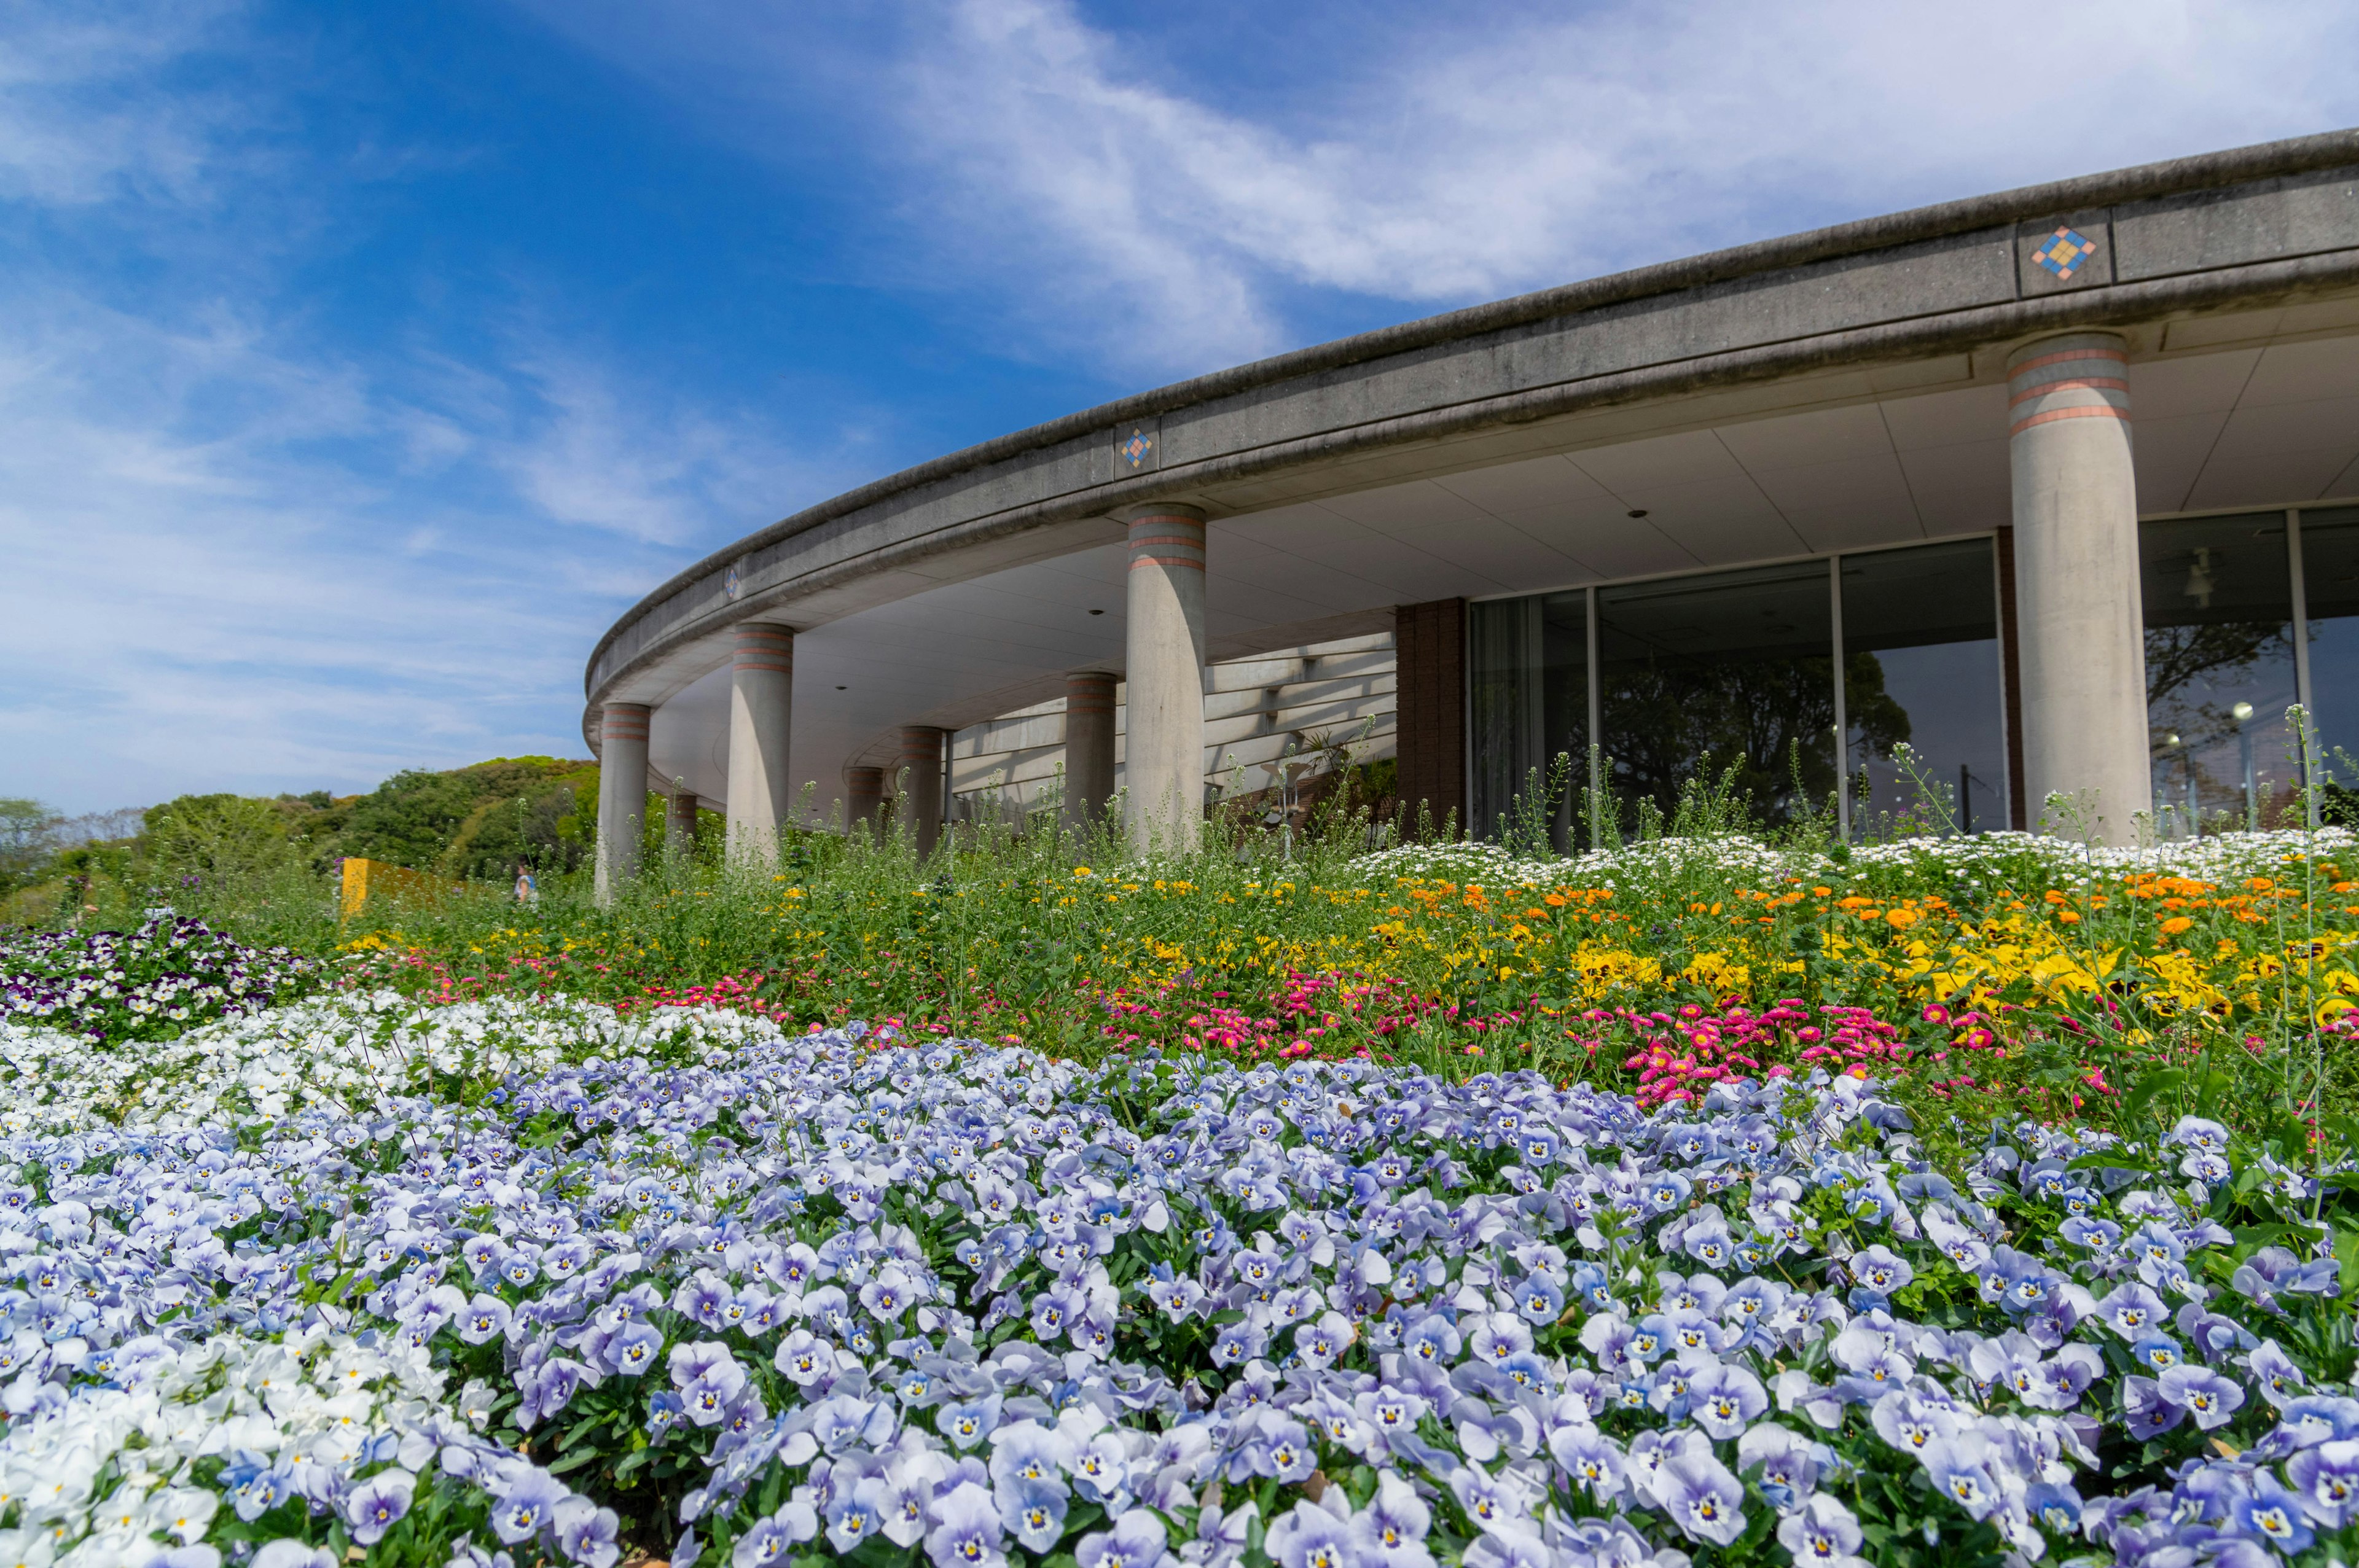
[
  {"left": 331, "top": 757, "right": 598, "bottom": 875},
  {"left": 143, "top": 793, "right": 306, "bottom": 889},
  {"left": 338, "top": 770, "right": 491, "bottom": 870},
  {"left": 0, "top": 798, "right": 56, "bottom": 896}
]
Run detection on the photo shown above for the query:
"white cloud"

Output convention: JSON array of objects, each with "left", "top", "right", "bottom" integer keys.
[
  {"left": 0, "top": 278, "right": 843, "bottom": 809},
  {"left": 0, "top": 1, "right": 862, "bottom": 812},
  {"left": 0, "top": 2, "right": 247, "bottom": 205},
  {"left": 532, "top": 0, "right": 2359, "bottom": 374},
  {"left": 900, "top": 0, "right": 2359, "bottom": 368},
  {"left": 498, "top": 347, "right": 811, "bottom": 547},
  {"left": 0, "top": 293, "right": 553, "bottom": 804}
]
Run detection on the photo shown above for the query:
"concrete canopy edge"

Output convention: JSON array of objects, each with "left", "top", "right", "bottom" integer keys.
[{"left": 584, "top": 238, "right": 2359, "bottom": 762}]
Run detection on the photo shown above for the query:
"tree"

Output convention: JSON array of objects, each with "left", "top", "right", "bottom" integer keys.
[
  {"left": 143, "top": 794, "right": 302, "bottom": 890},
  {"left": 0, "top": 798, "right": 59, "bottom": 895},
  {"left": 445, "top": 779, "right": 595, "bottom": 879},
  {"left": 337, "top": 770, "right": 486, "bottom": 870}
]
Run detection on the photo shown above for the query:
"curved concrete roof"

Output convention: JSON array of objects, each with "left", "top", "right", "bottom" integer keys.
[{"left": 587, "top": 130, "right": 2359, "bottom": 794}]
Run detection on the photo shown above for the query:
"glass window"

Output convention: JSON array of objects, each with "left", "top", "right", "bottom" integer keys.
[
  {"left": 1839, "top": 540, "right": 2007, "bottom": 833},
  {"left": 1598, "top": 561, "right": 1836, "bottom": 827},
  {"left": 2301, "top": 507, "right": 2359, "bottom": 797},
  {"left": 2141, "top": 512, "right": 2298, "bottom": 833},
  {"left": 1468, "top": 593, "right": 1587, "bottom": 843}
]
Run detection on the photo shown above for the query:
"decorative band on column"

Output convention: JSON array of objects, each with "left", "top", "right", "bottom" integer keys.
[
  {"left": 1066, "top": 674, "right": 1116, "bottom": 714},
  {"left": 1127, "top": 513, "right": 1205, "bottom": 572},
  {"left": 601, "top": 703, "right": 651, "bottom": 741},
  {"left": 732, "top": 624, "right": 794, "bottom": 674},
  {"left": 2006, "top": 336, "right": 2130, "bottom": 437}
]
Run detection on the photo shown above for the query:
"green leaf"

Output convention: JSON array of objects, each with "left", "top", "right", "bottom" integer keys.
[
  {"left": 2331, "top": 1227, "right": 2359, "bottom": 1300},
  {"left": 2234, "top": 1222, "right": 2313, "bottom": 1254},
  {"left": 2121, "top": 1067, "right": 2186, "bottom": 1123}
]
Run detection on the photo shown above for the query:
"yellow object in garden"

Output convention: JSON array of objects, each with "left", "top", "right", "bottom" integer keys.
[{"left": 340, "top": 858, "right": 456, "bottom": 918}]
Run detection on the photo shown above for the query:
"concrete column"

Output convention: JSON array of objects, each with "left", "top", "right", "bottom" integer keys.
[
  {"left": 896, "top": 725, "right": 948, "bottom": 856},
  {"left": 726, "top": 623, "right": 794, "bottom": 864},
  {"left": 665, "top": 789, "right": 700, "bottom": 859},
  {"left": 2008, "top": 331, "right": 2152, "bottom": 841},
  {"left": 845, "top": 766, "right": 885, "bottom": 840},
  {"left": 593, "top": 702, "right": 651, "bottom": 904},
  {"left": 1123, "top": 504, "right": 1208, "bottom": 854},
  {"left": 1062, "top": 672, "right": 1118, "bottom": 838}
]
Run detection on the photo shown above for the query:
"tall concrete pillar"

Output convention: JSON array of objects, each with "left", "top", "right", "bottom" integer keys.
[
  {"left": 896, "top": 725, "right": 948, "bottom": 856},
  {"left": 1123, "top": 504, "right": 1208, "bottom": 854},
  {"left": 845, "top": 766, "right": 885, "bottom": 840},
  {"left": 2008, "top": 331, "right": 2151, "bottom": 842},
  {"left": 665, "top": 788, "right": 699, "bottom": 859},
  {"left": 593, "top": 702, "right": 651, "bottom": 904},
  {"left": 1062, "top": 672, "right": 1117, "bottom": 838},
  {"left": 726, "top": 623, "right": 794, "bottom": 864}
]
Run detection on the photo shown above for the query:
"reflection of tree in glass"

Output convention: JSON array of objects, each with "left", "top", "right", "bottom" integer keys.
[
  {"left": 2143, "top": 622, "right": 2291, "bottom": 749},
  {"left": 1604, "top": 653, "right": 1906, "bottom": 827}
]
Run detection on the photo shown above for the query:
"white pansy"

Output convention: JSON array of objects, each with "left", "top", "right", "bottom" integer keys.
[{"left": 1, "top": 992, "right": 783, "bottom": 1134}]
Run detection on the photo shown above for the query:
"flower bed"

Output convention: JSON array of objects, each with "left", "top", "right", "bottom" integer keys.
[
  {"left": 343, "top": 829, "right": 2359, "bottom": 1130},
  {"left": 0, "top": 992, "right": 2353, "bottom": 1568},
  {"left": 0, "top": 913, "right": 318, "bottom": 1043}
]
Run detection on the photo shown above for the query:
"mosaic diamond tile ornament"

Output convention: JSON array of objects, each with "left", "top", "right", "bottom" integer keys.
[
  {"left": 1120, "top": 428, "right": 1154, "bottom": 469},
  {"left": 2032, "top": 227, "right": 2097, "bottom": 280},
  {"left": 724, "top": 564, "right": 741, "bottom": 601}
]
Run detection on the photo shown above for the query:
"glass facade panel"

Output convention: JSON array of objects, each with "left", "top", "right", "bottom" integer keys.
[
  {"left": 1598, "top": 561, "right": 1835, "bottom": 827},
  {"left": 2141, "top": 512, "right": 2299, "bottom": 832},
  {"left": 1468, "top": 592, "right": 1587, "bottom": 841},
  {"left": 1840, "top": 540, "right": 2007, "bottom": 832},
  {"left": 2300, "top": 507, "right": 2359, "bottom": 790}
]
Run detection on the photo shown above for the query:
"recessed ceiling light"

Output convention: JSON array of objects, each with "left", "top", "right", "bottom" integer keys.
[
  {"left": 1627, "top": 509, "right": 1649, "bottom": 519},
  {"left": 1089, "top": 609, "right": 1105, "bottom": 615},
  {"left": 835, "top": 684, "right": 847, "bottom": 690}
]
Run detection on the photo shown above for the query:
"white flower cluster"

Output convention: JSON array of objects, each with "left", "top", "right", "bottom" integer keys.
[
  {"left": 0, "top": 993, "right": 783, "bottom": 1134},
  {"left": 4, "top": 1327, "right": 417, "bottom": 1566},
  {"left": 1353, "top": 825, "right": 2357, "bottom": 890},
  {"left": 0, "top": 1321, "right": 559, "bottom": 1568}
]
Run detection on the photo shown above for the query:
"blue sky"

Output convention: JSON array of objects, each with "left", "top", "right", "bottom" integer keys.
[{"left": 6, "top": 0, "right": 2358, "bottom": 812}]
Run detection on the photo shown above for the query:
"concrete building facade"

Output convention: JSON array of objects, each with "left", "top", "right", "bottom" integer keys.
[{"left": 589, "top": 132, "right": 2359, "bottom": 877}]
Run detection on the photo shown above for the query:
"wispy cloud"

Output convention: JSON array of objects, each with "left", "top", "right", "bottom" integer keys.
[
  {"left": 536, "top": 0, "right": 2359, "bottom": 374},
  {"left": 0, "top": 4, "right": 846, "bottom": 810},
  {"left": 0, "top": 267, "right": 848, "bottom": 808},
  {"left": 0, "top": 1, "right": 249, "bottom": 205},
  {"left": 499, "top": 347, "right": 815, "bottom": 547},
  {"left": 1, "top": 289, "right": 553, "bottom": 802}
]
